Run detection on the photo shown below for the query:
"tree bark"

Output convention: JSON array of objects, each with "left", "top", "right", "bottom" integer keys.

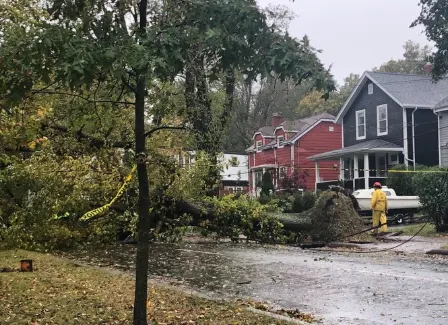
[{"left": 133, "top": 0, "right": 150, "bottom": 324}]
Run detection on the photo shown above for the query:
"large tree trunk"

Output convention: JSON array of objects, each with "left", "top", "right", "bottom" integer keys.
[{"left": 133, "top": 0, "right": 151, "bottom": 324}]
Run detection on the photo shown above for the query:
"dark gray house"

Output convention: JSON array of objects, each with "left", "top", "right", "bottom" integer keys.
[{"left": 308, "top": 71, "right": 448, "bottom": 190}]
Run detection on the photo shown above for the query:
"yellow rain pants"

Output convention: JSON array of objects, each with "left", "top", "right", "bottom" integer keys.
[{"left": 372, "top": 210, "right": 387, "bottom": 232}]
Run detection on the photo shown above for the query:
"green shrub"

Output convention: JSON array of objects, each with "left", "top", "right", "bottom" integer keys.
[
  {"left": 272, "top": 193, "right": 294, "bottom": 213},
  {"left": 292, "top": 193, "right": 304, "bottom": 213},
  {"left": 413, "top": 166, "right": 448, "bottom": 232},
  {"left": 386, "top": 164, "right": 417, "bottom": 195},
  {"left": 260, "top": 171, "right": 274, "bottom": 196},
  {"left": 258, "top": 193, "right": 272, "bottom": 205},
  {"left": 292, "top": 190, "right": 316, "bottom": 213},
  {"left": 203, "top": 194, "right": 285, "bottom": 243},
  {"left": 301, "top": 190, "right": 316, "bottom": 211}
]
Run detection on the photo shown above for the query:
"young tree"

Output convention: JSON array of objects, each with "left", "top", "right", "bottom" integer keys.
[
  {"left": 411, "top": 0, "right": 448, "bottom": 80},
  {"left": 297, "top": 73, "right": 359, "bottom": 118},
  {"left": 260, "top": 170, "right": 275, "bottom": 197},
  {"left": 0, "top": 1, "right": 335, "bottom": 324},
  {"left": 373, "top": 40, "right": 432, "bottom": 75}
]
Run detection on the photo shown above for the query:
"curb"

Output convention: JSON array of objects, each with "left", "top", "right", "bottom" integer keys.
[
  {"left": 327, "top": 242, "right": 362, "bottom": 249},
  {"left": 426, "top": 249, "right": 448, "bottom": 255},
  {"left": 244, "top": 306, "right": 311, "bottom": 325}
]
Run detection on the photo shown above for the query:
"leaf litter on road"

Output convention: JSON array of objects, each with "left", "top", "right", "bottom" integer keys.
[{"left": 0, "top": 249, "right": 301, "bottom": 325}]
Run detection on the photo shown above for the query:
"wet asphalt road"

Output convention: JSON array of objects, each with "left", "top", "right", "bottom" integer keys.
[{"left": 63, "top": 242, "right": 448, "bottom": 325}]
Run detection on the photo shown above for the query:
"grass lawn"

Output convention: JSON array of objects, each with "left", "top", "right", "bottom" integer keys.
[
  {"left": 0, "top": 249, "right": 301, "bottom": 325},
  {"left": 398, "top": 223, "right": 448, "bottom": 237}
]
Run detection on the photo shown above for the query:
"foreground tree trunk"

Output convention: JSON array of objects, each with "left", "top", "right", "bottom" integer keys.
[{"left": 133, "top": 0, "right": 150, "bottom": 324}]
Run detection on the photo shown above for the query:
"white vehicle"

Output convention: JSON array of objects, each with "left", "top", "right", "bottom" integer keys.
[{"left": 352, "top": 186, "right": 422, "bottom": 224}]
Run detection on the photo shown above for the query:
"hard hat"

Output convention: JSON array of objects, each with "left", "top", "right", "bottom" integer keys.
[{"left": 373, "top": 182, "right": 382, "bottom": 188}]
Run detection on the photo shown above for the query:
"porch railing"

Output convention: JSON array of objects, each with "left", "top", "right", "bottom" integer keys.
[{"left": 316, "top": 177, "right": 387, "bottom": 191}]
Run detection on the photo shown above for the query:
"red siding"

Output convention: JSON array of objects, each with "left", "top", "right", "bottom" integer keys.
[
  {"left": 298, "top": 121, "right": 342, "bottom": 190},
  {"left": 276, "top": 146, "right": 292, "bottom": 169},
  {"left": 249, "top": 120, "right": 342, "bottom": 192},
  {"left": 274, "top": 128, "right": 285, "bottom": 138},
  {"left": 254, "top": 134, "right": 264, "bottom": 145}
]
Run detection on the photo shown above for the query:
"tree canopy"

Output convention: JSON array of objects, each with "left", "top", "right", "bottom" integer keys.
[
  {"left": 0, "top": 0, "right": 337, "bottom": 324},
  {"left": 412, "top": 0, "right": 448, "bottom": 80},
  {"left": 373, "top": 40, "right": 432, "bottom": 75}
]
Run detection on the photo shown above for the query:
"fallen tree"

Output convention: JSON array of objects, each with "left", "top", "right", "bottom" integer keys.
[{"left": 172, "top": 186, "right": 366, "bottom": 243}]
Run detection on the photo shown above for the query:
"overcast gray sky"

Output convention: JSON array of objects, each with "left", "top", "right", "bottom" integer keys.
[{"left": 256, "top": 0, "right": 432, "bottom": 85}]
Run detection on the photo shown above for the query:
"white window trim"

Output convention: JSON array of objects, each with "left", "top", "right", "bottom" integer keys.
[
  {"left": 377, "top": 104, "right": 388, "bottom": 136},
  {"left": 389, "top": 153, "right": 399, "bottom": 165},
  {"left": 368, "top": 83, "right": 373, "bottom": 95},
  {"left": 256, "top": 140, "right": 262, "bottom": 152},
  {"left": 277, "top": 135, "right": 284, "bottom": 148},
  {"left": 356, "top": 110, "right": 366, "bottom": 140}
]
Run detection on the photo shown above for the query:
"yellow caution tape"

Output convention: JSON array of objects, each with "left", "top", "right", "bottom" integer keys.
[{"left": 80, "top": 165, "right": 137, "bottom": 221}]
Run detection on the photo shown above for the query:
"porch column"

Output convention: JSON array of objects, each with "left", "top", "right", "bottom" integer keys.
[
  {"left": 315, "top": 161, "right": 320, "bottom": 193},
  {"left": 252, "top": 170, "right": 256, "bottom": 196},
  {"left": 364, "top": 153, "right": 370, "bottom": 189},
  {"left": 353, "top": 154, "right": 359, "bottom": 190},
  {"left": 339, "top": 158, "right": 344, "bottom": 181}
]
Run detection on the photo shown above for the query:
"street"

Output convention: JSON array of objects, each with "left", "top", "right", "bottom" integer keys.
[{"left": 62, "top": 236, "right": 448, "bottom": 325}]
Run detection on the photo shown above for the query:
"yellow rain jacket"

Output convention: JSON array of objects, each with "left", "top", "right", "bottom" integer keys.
[{"left": 371, "top": 188, "right": 387, "bottom": 211}]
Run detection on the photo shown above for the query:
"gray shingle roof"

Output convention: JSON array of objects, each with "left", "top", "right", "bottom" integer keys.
[
  {"left": 368, "top": 71, "right": 448, "bottom": 108},
  {"left": 257, "top": 126, "right": 275, "bottom": 137},
  {"left": 247, "top": 113, "right": 335, "bottom": 152},
  {"left": 434, "top": 96, "right": 448, "bottom": 110},
  {"left": 288, "top": 113, "right": 335, "bottom": 142},
  {"left": 308, "top": 139, "right": 403, "bottom": 161}
]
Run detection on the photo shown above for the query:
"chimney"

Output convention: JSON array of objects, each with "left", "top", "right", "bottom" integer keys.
[{"left": 271, "top": 112, "right": 284, "bottom": 128}]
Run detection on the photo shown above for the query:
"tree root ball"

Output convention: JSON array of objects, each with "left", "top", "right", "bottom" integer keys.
[{"left": 310, "top": 189, "right": 369, "bottom": 243}]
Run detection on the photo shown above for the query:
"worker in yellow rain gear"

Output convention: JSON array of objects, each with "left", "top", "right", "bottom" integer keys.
[{"left": 371, "top": 182, "right": 388, "bottom": 235}]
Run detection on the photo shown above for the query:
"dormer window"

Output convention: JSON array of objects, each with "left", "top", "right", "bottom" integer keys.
[
  {"left": 277, "top": 136, "right": 284, "bottom": 148},
  {"left": 256, "top": 140, "right": 262, "bottom": 152}
]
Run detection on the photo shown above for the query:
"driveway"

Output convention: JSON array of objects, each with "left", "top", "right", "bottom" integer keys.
[{"left": 62, "top": 238, "right": 448, "bottom": 325}]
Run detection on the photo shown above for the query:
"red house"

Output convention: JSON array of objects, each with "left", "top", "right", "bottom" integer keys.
[{"left": 246, "top": 113, "right": 342, "bottom": 195}]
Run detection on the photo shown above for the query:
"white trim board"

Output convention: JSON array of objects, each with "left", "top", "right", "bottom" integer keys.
[
  {"left": 435, "top": 107, "right": 448, "bottom": 113},
  {"left": 356, "top": 110, "right": 366, "bottom": 140},
  {"left": 376, "top": 104, "right": 388, "bottom": 136},
  {"left": 335, "top": 72, "right": 405, "bottom": 124},
  {"left": 251, "top": 132, "right": 275, "bottom": 140},
  {"left": 289, "top": 119, "right": 335, "bottom": 144}
]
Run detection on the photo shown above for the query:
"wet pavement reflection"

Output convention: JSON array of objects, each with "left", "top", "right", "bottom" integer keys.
[{"left": 60, "top": 241, "right": 448, "bottom": 325}]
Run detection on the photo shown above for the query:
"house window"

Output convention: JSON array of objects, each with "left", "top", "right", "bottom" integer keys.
[
  {"left": 279, "top": 166, "right": 287, "bottom": 179},
  {"left": 377, "top": 104, "right": 388, "bottom": 136},
  {"left": 356, "top": 110, "right": 366, "bottom": 140},
  {"left": 368, "top": 83, "right": 374, "bottom": 95},
  {"left": 389, "top": 153, "right": 399, "bottom": 165},
  {"left": 236, "top": 187, "right": 243, "bottom": 192},
  {"left": 256, "top": 140, "right": 262, "bottom": 152},
  {"left": 255, "top": 171, "right": 263, "bottom": 187},
  {"left": 277, "top": 135, "right": 284, "bottom": 147},
  {"left": 329, "top": 126, "right": 334, "bottom": 132}
]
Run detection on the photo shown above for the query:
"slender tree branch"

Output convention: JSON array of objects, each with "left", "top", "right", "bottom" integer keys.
[
  {"left": 31, "top": 90, "right": 134, "bottom": 105},
  {"left": 121, "top": 74, "right": 136, "bottom": 93},
  {"left": 40, "top": 122, "right": 133, "bottom": 149},
  {"left": 144, "top": 126, "right": 186, "bottom": 138}
]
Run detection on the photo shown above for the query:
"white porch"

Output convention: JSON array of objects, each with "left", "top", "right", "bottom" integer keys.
[
  {"left": 308, "top": 140, "right": 404, "bottom": 191},
  {"left": 249, "top": 164, "right": 278, "bottom": 197}
]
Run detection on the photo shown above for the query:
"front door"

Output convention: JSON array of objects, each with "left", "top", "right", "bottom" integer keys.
[{"left": 377, "top": 153, "right": 387, "bottom": 177}]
